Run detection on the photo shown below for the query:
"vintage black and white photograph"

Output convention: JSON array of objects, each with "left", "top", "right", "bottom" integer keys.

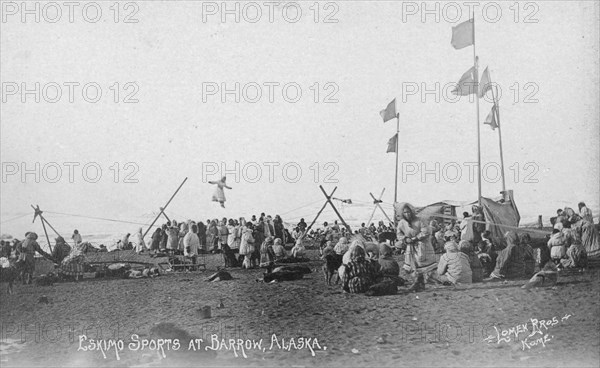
[{"left": 1, "top": 0, "right": 599, "bottom": 367}]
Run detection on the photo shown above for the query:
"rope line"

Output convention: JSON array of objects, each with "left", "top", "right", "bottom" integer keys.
[
  {"left": 0, "top": 213, "right": 30, "bottom": 224},
  {"left": 278, "top": 199, "right": 324, "bottom": 216},
  {"left": 45, "top": 211, "right": 157, "bottom": 227}
]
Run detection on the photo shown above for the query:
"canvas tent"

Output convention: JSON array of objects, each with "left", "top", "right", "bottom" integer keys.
[{"left": 394, "top": 191, "right": 521, "bottom": 246}]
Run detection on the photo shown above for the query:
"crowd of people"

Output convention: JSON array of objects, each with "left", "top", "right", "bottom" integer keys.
[
  {"left": 318, "top": 201, "right": 597, "bottom": 294},
  {"left": 1, "top": 201, "right": 596, "bottom": 292}
]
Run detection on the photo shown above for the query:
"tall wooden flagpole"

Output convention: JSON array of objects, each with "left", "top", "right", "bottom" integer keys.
[
  {"left": 394, "top": 112, "right": 400, "bottom": 205},
  {"left": 472, "top": 13, "right": 482, "bottom": 206},
  {"left": 488, "top": 70, "right": 506, "bottom": 194}
]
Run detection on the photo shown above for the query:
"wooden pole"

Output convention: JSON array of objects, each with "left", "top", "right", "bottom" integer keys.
[
  {"left": 304, "top": 187, "right": 337, "bottom": 235},
  {"left": 369, "top": 192, "right": 394, "bottom": 225},
  {"left": 366, "top": 188, "right": 385, "bottom": 226},
  {"left": 143, "top": 177, "right": 188, "bottom": 238},
  {"left": 31, "top": 205, "right": 55, "bottom": 253},
  {"left": 488, "top": 70, "right": 506, "bottom": 194},
  {"left": 319, "top": 186, "right": 352, "bottom": 233},
  {"left": 394, "top": 113, "right": 400, "bottom": 204},
  {"left": 473, "top": 14, "right": 482, "bottom": 206},
  {"left": 159, "top": 207, "right": 171, "bottom": 222}
]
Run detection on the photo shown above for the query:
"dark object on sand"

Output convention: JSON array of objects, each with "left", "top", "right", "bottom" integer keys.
[
  {"left": 276, "top": 256, "right": 311, "bottom": 264},
  {"left": 365, "top": 280, "right": 398, "bottom": 296},
  {"left": 262, "top": 265, "right": 307, "bottom": 283},
  {"left": 37, "top": 295, "right": 49, "bottom": 304},
  {"left": 271, "top": 264, "right": 312, "bottom": 274},
  {"left": 206, "top": 270, "right": 233, "bottom": 281},
  {"left": 522, "top": 262, "right": 558, "bottom": 289}
]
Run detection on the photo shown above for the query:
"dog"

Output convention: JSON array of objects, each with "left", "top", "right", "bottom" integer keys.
[
  {"left": 0, "top": 257, "right": 19, "bottom": 294},
  {"left": 206, "top": 270, "right": 233, "bottom": 282},
  {"left": 322, "top": 253, "right": 343, "bottom": 285},
  {"left": 221, "top": 244, "right": 238, "bottom": 268},
  {"left": 378, "top": 231, "right": 397, "bottom": 247},
  {"left": 35, "top": 272, "right": 59, "bottom": 287},
  {"left": 263, "top": 270, "right": 305, "bottom": 283},
  {"left": 262, "top": 264, "right": 307, "bottom": 283}
]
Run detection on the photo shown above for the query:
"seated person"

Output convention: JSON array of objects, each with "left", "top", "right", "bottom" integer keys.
[
  {"left": 291, "top": 239, "right": 306, "bottom": 258},
  {"left": 333, "top": 237, "right": 350, "bottom": 256},
  {"left": 271, "top": 238, "right": 286, "bottom": 260},
  {"left": 378, "top": 243, "right": 399, "bottom": 278},
  {"left": 547, "top": 229, "right": 568, "bottom": 264},
  {"left": 477, "top": 231, "right": 493, "bottom": 254},
  {"left": 476, "top": 240, "right": 494, "bottom": 278},
  {"left": 488, "top": 231, "right": 526, "bottom": 280},
  {"left": 321, "top": 240, "right": 335, "bottom": 258},
  {"left": 561, "top": 227, "right": 588, "bottom": 269},
  {"left": 341, "top": 246, "right": 382, "bottom": 293},
  {"left": 342, "top": 238, "right": 365, "bottom": 265},
  {"left": 51, "top": 236, "right": 72, "bottom": 264},
  {"left": 520, "top": 233, "right": 536, "bottom": 277},
  {"left": 459, "top": 240, "right": 483, "bottom": 283},
  {"left": 437, "top": 241, "right": 472, "bottom": 285}
]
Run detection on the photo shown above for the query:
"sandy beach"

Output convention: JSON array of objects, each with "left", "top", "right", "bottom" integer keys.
[{"left": 1, "top": 249, "right": 598, "bottom": 368}]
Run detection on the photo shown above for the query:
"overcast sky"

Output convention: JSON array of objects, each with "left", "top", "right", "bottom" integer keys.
[{"left": 1, "top": 0, "right": 599, "bottom": 238}]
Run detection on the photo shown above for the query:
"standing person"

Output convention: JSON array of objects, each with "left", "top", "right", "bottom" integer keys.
[
  {"left": 150, "top": 227, "right": 162, "bottom": 254},
  {"left": 178, "top": 222, "right": 188, "bottom": 252},
  {"left": 71, "top": 230, "right": 82, "bottom": 246},
  {"left": 396, "top": 203, "right": 437, "bottom": 292},
  {"left": 167, "top": 224, "right": 179, "bottom": 254},
  {"left": 184, "top": 224, "right": 200, "bottom": 267},
  {"left": 207, "top": 220, "right": 219, "bottom": 253},
  {"left": 260, "top": 236, "right": 274, "bottom": 265},
  {"left": 209, "top": 176, "right": 232, "bottom": 208},
  {"left": 274, "top": 215, "right": 285, "bottom": 241},
  {"left": 297, "top": 218, "right": 307, "bottom": 233},
  {"left": 227, "top": 219, "right": 239, "bottom": 252},
  {"left": 254, "top": 217, "right": 265, "bottom": 250},
  {"left": 578, "top": 202, "right": 594, "bottom": 224},
  {"left": 159, "top": 224, "right": 169, "bottom": 252},
  {"left": 359, "top": 223, "right": 367, "bottom": 236},
  {"left": 218, "top": 218, "right": 229, "bottom": 251},
  {"left": 197, "top": 221, "right": 207, "bottom": 252},
  {"left": 239, "top": 222, "right": 255, "bottom": 269},
  {"left": 135, "top": 228, "right": 147, "bottom": 254},
  {"left": 0, "top": 240, "right": 11, "bottom": 258},
  {"left": 121, "top": 233, "right": 131, "bottom": 250},
  {"left": 17, "top": 232, "right": 52, "bottom": 284},
  {"left": 471, "top": 205, "right": 486, "bottom": 244},
  {"left": 264, "top": 216, "right": 274, "bottom": 238},
  {"left": 459, "top": 212, "right": 470, "bottom": 240}
]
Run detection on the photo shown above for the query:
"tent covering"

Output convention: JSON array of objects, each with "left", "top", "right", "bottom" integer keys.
[{"left": 394, "top": 190, "right": 521, "bottom": 246}]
